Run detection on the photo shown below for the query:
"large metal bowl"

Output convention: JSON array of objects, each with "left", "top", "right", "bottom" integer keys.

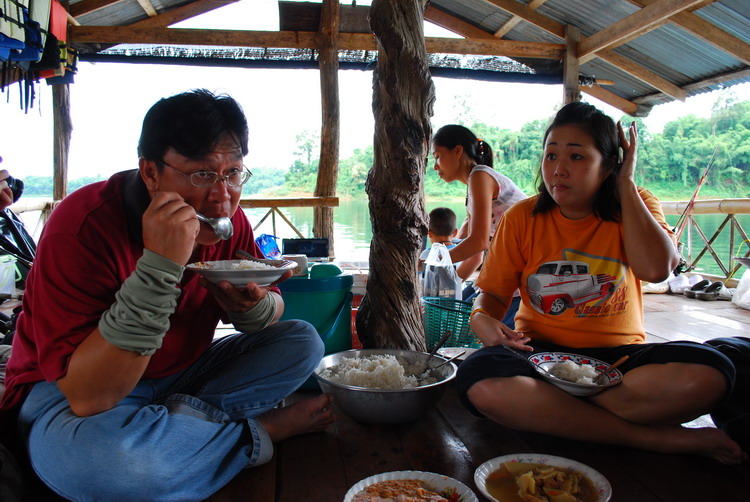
[{"left": 314, "top": 349, "right": 457, "bottom": 425}]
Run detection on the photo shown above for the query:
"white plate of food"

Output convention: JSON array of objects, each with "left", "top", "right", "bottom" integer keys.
[
  {"left": 474, "top": 453, "right": 612, "bottom": 502},
  {"left": 344, "top": 470, "right": 477, "bottom": 502},
  {"left": 529, "top": 352, "right": 623, "bottom": 396},
  {"left": 186, "top": 258, "right": 297, "bottom": 287}
]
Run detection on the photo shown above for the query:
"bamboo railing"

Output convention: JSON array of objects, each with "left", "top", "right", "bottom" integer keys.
[
  {"left": 240, "top": 196, "right": 339, "bottom": 237},
  {"left": 660, "top": 198, "right": 750, "bottom": 283},
  {"left": 10, "top": 196, "right": 750, "bottom": 282}
]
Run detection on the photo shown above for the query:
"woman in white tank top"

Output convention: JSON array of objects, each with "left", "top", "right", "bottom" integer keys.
[{"left": 432, "top": 125, "right": 527, "bottom": 326}]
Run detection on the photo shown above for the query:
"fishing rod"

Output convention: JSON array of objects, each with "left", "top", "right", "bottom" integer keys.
[
  {"left": 670, "top": 145, "right": 719, "bottom": 275},
  {"left": 673, "top": 144, "right": 719, "bottom": 242}
]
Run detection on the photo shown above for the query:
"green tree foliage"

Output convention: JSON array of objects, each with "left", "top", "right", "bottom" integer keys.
[{"left": 18, "top": 99, "right": 750, "bottom": 201}]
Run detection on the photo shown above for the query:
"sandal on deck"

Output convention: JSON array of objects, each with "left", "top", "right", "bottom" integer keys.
[
  {"left": 684, "top": 279, "right": 710, "bottom": 298},
  {"left": 695, "top": 281, "right": 723, "bottom": 301}
]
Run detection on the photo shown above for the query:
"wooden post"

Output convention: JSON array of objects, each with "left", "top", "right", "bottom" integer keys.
[
  {"left": 563, "top": 25, "right": 581, "bottom": 104},
  {"left": 52, "top": 84, "right": 72, "bottom": 201},
  {"left": 314, "top": 0, "right": 340, "bottom": 257},
  {"left": 357, "top": 0, "right": 433, "bottom": 350}
]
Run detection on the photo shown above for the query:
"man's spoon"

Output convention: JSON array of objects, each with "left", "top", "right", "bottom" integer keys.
[{"left": 196, "top": 212, "right": 233, "bottom": 240}]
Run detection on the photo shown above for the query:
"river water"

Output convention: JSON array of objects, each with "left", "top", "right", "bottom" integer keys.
[
  {"left": 16, "top": 197, "right": 750, "bottom": 278},
  {"left": 247, "top": 199, "right": 750, "bottom": 278}
]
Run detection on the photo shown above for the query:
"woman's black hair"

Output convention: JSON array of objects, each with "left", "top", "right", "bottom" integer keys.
[
  {"left": 137, "top": 89, "right": 249, "bottom": 163},
  {"left": 433, "top": 124, "right": 494, "bottom": 168},
  {"left": 533, "top": 101, "right": 622, "bottom": 221}
]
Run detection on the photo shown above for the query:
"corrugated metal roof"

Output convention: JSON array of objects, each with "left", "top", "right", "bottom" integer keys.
[{"left": 62, "top": 0, "right": 750, "bottom": 116}]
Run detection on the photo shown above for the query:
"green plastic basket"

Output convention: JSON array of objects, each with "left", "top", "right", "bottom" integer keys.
[{"left": 421, "top": 296, "right": 482, "bottom": 350}]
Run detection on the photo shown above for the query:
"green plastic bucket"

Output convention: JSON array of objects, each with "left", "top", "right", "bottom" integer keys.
[{"left": 278, "top": 263, "right": 353, "bottom": 389}]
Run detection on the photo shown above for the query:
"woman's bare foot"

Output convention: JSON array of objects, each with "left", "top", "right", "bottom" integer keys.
[
  {"left": 258, "top": 393, "right": 335, "bottom": 442},
  {"left": 653, "top": 425, "right": 747, "bottom": 464}
]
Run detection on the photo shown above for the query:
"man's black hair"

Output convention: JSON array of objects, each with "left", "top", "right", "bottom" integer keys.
[{"left": 137, "top": 89, "right": 249, "bottom": 162}]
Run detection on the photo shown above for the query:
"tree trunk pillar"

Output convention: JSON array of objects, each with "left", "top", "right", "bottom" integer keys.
[
  {"left": 314, "top": 0, "right": 340, "bottom": 258},
  {"left": 563, "top": 25, "right": 581, "bottom": 104},
  {"left": 357, "top": 0, "right": 434, "bottom": 349},
  {"left": 52, "top": 84, "right": 72, "bottom": 201}
]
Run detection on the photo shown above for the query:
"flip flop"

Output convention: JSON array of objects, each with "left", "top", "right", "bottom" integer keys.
[
  {"left": 695, "top": 281, "right": 723, "bottom": 301},
  {"left": 684, "top": 279, "right": 710, "bottom": 298}
]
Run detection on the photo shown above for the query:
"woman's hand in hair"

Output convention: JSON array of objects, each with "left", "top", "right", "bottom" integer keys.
[{"left": 617, "top": 121, "right": 638, "bottom": 186}]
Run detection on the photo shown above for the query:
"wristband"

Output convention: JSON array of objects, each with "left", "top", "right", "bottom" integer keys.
[
  {"left": 469, "top": 307, "right": 492, "bottom": 323},
  {"left": 227, "top": 292, "right": 278, "bottom": 334},
  {"left": 99, "top": 249, "right": 184, "bottom": 356}
]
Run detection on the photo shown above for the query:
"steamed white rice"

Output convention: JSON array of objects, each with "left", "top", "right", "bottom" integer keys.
[
  {"left": 549, "top": 359, "right": 599, "bottom": 385},
  {"left": 230, "top": 260, "right": 275, "bottom": 270},
  {"left": 320, "top": 354, "right": 437, "bottom": 389}
]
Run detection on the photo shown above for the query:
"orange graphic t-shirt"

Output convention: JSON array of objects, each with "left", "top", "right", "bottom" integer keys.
[{"left": 476, "top": 188, "right": 672, "bottom": 348}]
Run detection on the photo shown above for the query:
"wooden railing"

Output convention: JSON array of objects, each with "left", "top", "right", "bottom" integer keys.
[
  {"left": 10, "top": 197, "right": 340, "bottom": 237},
  {"left": 12, "top": 196, "right": 748, "bottom": 283},
  {"left": 239, "top": 196, "right": 339, "bottom": 237},
  {"left": 661, "top": 198, "right": 750, "bottom": 283}
]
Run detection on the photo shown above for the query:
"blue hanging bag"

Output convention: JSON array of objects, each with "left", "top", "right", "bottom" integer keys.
[{"left": 255, "top": 234, "right": 281, "bottom": 259}]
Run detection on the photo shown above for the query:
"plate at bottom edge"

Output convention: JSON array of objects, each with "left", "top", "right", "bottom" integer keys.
[
  {"left": 474, "top": 453, "right": 612, "bottom": 502},
  {"left": 344, "top": 470, "right": 478, "bottom": 502}
]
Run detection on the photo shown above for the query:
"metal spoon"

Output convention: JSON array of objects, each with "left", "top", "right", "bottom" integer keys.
[
  {"left": 196, "top": 212, "right": 233, "bottom": 240},
  {"left": 429, "top": 351, "right": 466, "bottom": 371},
  {"left": 420, "top": 330, "right": 454, "bottom": 373}
]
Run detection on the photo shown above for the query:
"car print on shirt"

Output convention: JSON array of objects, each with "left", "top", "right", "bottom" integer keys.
[{"left": 527, "top": 260, "right": 617, "bottom": 315}]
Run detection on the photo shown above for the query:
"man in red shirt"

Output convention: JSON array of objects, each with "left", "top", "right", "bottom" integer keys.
[{"left": 1, "top": 89, "right": 333, "bottom": 501}]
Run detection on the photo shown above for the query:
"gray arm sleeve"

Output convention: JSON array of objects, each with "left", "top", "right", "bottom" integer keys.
[
  {"left": 227, "top": 291, "right": 279, "bottom": 334},
  {"left": 98, "top": 249, "right": 184, "bottom": 356}
]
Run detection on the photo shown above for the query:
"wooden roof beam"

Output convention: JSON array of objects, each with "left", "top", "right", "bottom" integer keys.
[
  {"left": 596, "top": 49, "right": 688, "bottom": 101},
  {"left": 633, "top": 67, "right": 750, "bottom": 105},
  {"left": 133, "top": 0, "right": 241, "bottom": 28},
  {"left": 494, "top": 0, "right": 550, "bottom": 38},
  {"left": 424, "top": 5, "right": 494, "bottom": 40},
  {"left": 482, "top": 0, "right": 564, "bottom": 38},
  {"left": 480, "top": 0, "right": 693, "bottom": 104},
  {"left": 429, "top": 5, "right": 643, "bottom": 115},
  {"left": 578, "top": 0, "right": 708, "bottom": 57},
  {"left": 69, "top": 26, "right": 562, "bottom": 58},
  {"left": 627, "top": 0, "right": 750, "bottom": 65},
  {"left": 69, "top": 0, "right": 124, "bottom": 18},
  {"left": 135, "top": 0, "right": 158, "bottom": 18},
  {"left": 580, "top": 84, "right": 642, "bottom": 116}
]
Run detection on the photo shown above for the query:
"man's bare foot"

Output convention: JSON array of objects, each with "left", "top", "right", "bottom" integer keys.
[
  {"left": 654, "top": 426, "right": 747, "bottom": 464},
  {"left": 258, "top": 393, "right": 335, "bottom": 442}
]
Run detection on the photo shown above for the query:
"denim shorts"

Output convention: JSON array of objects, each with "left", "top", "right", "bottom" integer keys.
[{"left": 456, "top": 340, "right": 736, "bottom": 417}]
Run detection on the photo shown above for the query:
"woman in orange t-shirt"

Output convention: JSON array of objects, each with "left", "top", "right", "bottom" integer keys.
[{"left": 457, "top": 102, "right": 745, "bottom": 464}]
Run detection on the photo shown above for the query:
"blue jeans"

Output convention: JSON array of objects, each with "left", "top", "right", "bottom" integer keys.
[{"left": 19, "top": 320, "right": 323, "bottom": 502}]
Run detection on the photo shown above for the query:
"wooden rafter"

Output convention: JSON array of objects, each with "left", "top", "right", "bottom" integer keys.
[
  {"left": 634, "top": 67, "right": 750, "bottom": 105},
  {"left": 69, "top": 0, "right": 123, "bottom": 18},
  {"left": 482, "top": 0, "right": 565, "bottom": 38},
  {"left": 425, "top": 5, "right": 494, "bottom": 39},
  {"left": 627, "top": 0, "right": 750, "bottom": 65},
  {"left": 493, "top": 0, "right": 549, "bottom": 38},
  {"left": 478, "top": 0, "right": 695, "bottom": 107},
  {"left": 578, "top": 0, "right": 706, "bottom": 57},
  {"left": 135, "top": 0, "right": 158, "bottom": 18},
  {"left": 132, "top": 0, "right": 241, "bottom": 28},
  {"left": 596, "top": 49, "right": 687, "bottom": 101},
  {"left": 433, "top": 2, "right": 639, "bottom": 113}
]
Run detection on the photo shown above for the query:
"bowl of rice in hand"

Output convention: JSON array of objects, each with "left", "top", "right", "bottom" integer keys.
[
  {"left": 314, "top": 349, "right": 458, "bottom": 425},
  {"left": 529, "top": 352, "right": 623, "bottom": 396},
  {"left": 187, "top": 258, "right": 297, "bottom": 287}
]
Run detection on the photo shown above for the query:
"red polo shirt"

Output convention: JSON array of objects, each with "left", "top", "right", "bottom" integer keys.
[{"left": 1, "top": 170, "right": 266, "bottom": 409}]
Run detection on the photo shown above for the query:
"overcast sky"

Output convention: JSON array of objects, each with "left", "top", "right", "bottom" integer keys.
[{"left": 3, "top": 0, "right": 750, "bottom": 180}]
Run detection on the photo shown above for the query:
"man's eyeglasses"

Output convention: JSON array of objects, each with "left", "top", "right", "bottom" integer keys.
[{"left": 159, "top": 161, "right": 252, "bottom": 188}]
